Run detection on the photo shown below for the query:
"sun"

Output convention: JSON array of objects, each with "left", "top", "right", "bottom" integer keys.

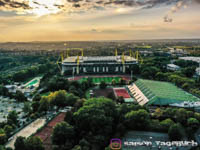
[{"left": 27, "top": 0, "right": 64, "bottom": 16}]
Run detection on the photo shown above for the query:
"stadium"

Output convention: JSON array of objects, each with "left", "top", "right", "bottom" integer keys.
[
  {"left": 128, "top": 79, "right": 200, "bottom": 106},
  {"left": 61, "top": 50, "right": 139, "bottom": 75}
]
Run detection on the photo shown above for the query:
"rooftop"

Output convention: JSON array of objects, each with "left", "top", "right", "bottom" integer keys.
[
  {"left": 167, "top": 64, "right": 180, "bottom": 68},
  {"left": 179, "top": 57, "right": 200, "bottom": 63},
  {"left": 133, "top": 79, "right": 200, "bottom": 106},
  {"left": 63, "top": 56, "right": 137, "bottom": 63}
]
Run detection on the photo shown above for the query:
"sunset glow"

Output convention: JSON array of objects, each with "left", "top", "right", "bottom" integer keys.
[{"left": 0, "top": 0, "right": 199, "bottom": 41}]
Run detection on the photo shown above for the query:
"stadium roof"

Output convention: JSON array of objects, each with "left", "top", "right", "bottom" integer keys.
[
  {"left": 129, "top": 79, "right": 200, "bottom": 106},
  {"left": 63, "top": 56, "right": 137, "bottom": 63}
]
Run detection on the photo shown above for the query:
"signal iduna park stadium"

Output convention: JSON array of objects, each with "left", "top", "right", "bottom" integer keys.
[{"left": 61, "top": 50, "right": 139, "bottom": 75}]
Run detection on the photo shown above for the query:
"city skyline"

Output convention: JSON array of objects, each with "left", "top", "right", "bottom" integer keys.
[{"left": 0, "top": 0, "right": 200, "bottom": 42}]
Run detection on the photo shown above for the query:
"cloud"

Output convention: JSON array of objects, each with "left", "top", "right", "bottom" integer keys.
[
  {"left": 163, "top": 15, "right": 173, "bottom": 22},
  {"left": 0, "top": 0, "right": 199, "bottom": 17},
  {"left": 0, "top": 0, "right": 30, "bottom": 9},
  {"left": 163, "top": 0, "right": 189, "bottom": 23}
]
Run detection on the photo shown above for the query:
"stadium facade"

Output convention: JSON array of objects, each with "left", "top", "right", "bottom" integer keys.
[
  {"left": 128, "top": 79, "right": 200, "bottom": 106},
  {"left": 62, "top": 55, "right": 138, "bottom": 75}
]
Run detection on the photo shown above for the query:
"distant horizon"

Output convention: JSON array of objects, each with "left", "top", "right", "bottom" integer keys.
[{"left": 1, "top": 38, "right": 200, "bottom": 43}]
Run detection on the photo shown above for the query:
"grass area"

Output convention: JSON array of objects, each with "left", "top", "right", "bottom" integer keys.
[
  {"left": 26, "top": 79, "right": 38, "bottom": 87},
  {"left": 23, "top": 75, "right": 43, "bottom": 84},
  {"left": 79, "top": 76, "right": 121, "bottom": 84}
]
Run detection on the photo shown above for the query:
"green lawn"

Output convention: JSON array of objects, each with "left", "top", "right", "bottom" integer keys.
[
  {"left": 26, "top": 79, "right": 38, "bottom": 87},
  {"left": 79, "top": 77, "right": 121, "bottom": 84}
]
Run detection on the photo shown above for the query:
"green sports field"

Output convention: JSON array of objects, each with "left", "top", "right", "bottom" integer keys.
[{"left": 79, "top": 76, "right": 121, "bottom": 84}]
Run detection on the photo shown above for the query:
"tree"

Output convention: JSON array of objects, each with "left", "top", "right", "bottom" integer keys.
[
  {"left": 175, "top": 108, "right": 187, "bottom": 125},
  {"left": 141, "top": 66, "right": 160, "bottom": 79},
  {"left": 4, "top": 125, "right": 13, "bottom": 137},
  {"left": 32, "top": 94, "right": 41, "bottom": 102},
  {"left": 187, "top": 118, "right": 199, "bottom": 130},
  {"left": 73, "top": 98, "right": 117, "bottom": 148},
  {"left": 25, "top": 136, "right": 44, "bottom": 150},
  {"left": 64, "top": 111, "right": 73, "bottom": 124},
  {"left": 47, "top": 76, "right": 69, "bottom": 91},
  {"left": 31, "top": 101, "right": 40, "bottom": 113},
  {"left": 74, "top": 99, "right": 85, "bottom": 111},
  {"left": 99, "top": 81, "right": 107, "bottom": 89},
  {"left": 155, "top": 72, "right": 168, "bottom": 81},
  {"left": 81, "top": 81, "right": 89, "bottom": 91},
  {"left": 163, "top": 108, "right": 177, "bottom": 118},
  {"left": 0, "top": 146, "right": 6, "bottom": 150},
  {"left": 168, "top": 123, "right": 183, "bottom": 141},
  {"left": 111, "top": 79, "right": 116, "bottom": 86},
  {"left": 15, "top": 90, "right": 27, "bottom": 102},
  {"left": 153, "top": 108, "right": 163, "bottom": 118},
  {"left": 38, "top": 97, "right": 49, "bottom": 113},
  {"left": 71, "top": 145, "right": 81, "bottom": 150},
  {"left": 0, "top": 85, "right": 9, "bottom": 97},
  {"left": 49, "top": 90, "right": 68, "bottom": 108},
  {"left": 65, "top": 93, "right": 79, "bottom": 106},
  {"left": 7, "top": 111, "right": 18, "bottom": 126},
  {"left": 160, "top": 119, "right": 175, "bottom": 132},
  {"left": 87, "top": 78, "right": 93, "bottom": 87},
  {"left": 23, "top": 102, "right": 32, "bottom": 114},
  {"left": 125, "top": 109, "right": 150, "bottom": 130},
  {"left": 79, "top": 138, "right": 90, "bottom": 150},
  {"left": 52, "top": 122, "right": 75, "bottom": 149},
  {"left": 0, "top": 129, "right": 6, "bottom": 145},
  {"left": 14, "top": 136, "right": 26, "bottom": 150},
  {"left": 182, "top": 67, "right": 196, "bottom": 78}
]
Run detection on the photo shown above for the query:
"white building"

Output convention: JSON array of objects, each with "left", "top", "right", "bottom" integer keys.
[
  {"left": 167, "top": 64, "right": 180, "bottom": 71},
  {"left": 196, "top": 67, "right": 200, "bottom": 76},
  {"left": 179, "top": 57, "right": 200, "bottom": 63}
]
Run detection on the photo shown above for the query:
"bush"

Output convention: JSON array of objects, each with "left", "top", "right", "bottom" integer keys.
[
  {"left": 99, "top": 81, "right": 107, "bottom": 89},
  {"left": 168, "top": 123, "right": 184, "bottom": 141}
]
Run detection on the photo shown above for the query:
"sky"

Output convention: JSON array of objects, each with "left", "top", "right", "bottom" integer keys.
[{"left": 0, "top": 0, "right": 200, "bottom": 42}]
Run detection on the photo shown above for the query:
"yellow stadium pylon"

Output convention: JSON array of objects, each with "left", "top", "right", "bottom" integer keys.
[
  {"left": 132, "top": 51, "right": 135, "bottom": 58},
  {"left": 77, "top": 55, "right": 80, "bottom": 74},
  {"left": 81, "top": 49, "right": 84, "bottom": 57},
  {"left": 129, "top": 49, "right": 132, "bottom": 57},
  {"left": 115, "top": 49, "right": 118, "bottom": 56},
  {"left": 77, "top": 55, "right": 80, "bottom": 65},
  {"left": 136, "top": 51, "right": 139, "bottom": 61},
  {"left": 61, "top": 53, "right": 64, "bottom": 62},
  {"left": 66, "top": 49, "right": 69, "bottom": 58},
  {"left": 122, "top": 52, "right": 125, "bottom": 64}
]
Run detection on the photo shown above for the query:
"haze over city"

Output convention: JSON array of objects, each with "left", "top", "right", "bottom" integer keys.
[{"left": 0, "top": 0, "right": 200, "bottom": 42}]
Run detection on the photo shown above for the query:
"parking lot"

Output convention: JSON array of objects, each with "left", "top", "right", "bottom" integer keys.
[{"left": 0, "top": 97, "right": 24, "bottom": 122}]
